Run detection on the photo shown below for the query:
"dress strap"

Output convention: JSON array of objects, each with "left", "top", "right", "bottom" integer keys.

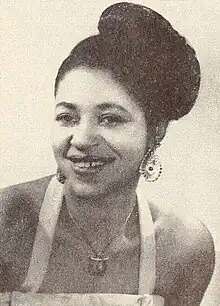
[
  {"left": 137, "top": 178, "right": 156, "bottom": 295},
  {"left": 21, "top": 177, "right": 156, "bottom": 295},
  {"left": 21, "top": 176, "right": 63, "bottom": 292}
]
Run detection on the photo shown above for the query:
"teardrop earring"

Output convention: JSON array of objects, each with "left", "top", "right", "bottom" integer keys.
[
  {"left": 139, "top": 147, "right": 162, "bottom": 182},
  {"left": 56, "top": 168, "right": 66, "bottom": 184}
]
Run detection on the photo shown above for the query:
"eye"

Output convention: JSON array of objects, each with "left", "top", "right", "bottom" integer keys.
[
  {"left": 99, "top": 114, "right": 125, "bottom": 127},
  {"left": 55, "top": 113, "right": 80, "bottom": 126}
]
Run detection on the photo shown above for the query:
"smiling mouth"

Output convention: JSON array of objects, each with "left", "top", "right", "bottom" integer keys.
[{"left": 67, "top": 156, "right": 115, "bottom": 173}]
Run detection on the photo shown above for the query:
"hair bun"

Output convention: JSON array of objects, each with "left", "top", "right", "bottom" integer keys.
[{"left": 98, "top": 2, "right": 174, "bottom": 45}]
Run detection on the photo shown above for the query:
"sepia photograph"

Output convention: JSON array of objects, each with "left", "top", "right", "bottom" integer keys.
[{"left": 1, "top": 1, "right": 220, "bottom": 305}]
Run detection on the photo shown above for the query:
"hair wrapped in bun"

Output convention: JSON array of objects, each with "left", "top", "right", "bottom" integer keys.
[{"left": 55, "top": 2, "right": 200, "bottom": 124}]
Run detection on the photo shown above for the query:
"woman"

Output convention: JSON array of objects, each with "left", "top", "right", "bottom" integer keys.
[{"left": 0, "top": 2, "right": 215, "bottom": 305}]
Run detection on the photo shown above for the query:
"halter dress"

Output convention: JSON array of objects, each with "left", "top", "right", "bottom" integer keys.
[{"left": 5, "top": 176, "right": 165, "bottom": 305}]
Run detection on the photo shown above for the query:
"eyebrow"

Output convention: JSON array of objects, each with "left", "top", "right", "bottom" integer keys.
[
  {"left": 96, "top": 102, "right": 129, "bottom": 113},
  {"left": 56, "top": 101, "right": 77, "bottom": 110},
  {"left": 56, "top": 101, "right": 129, "bottom": 113}
]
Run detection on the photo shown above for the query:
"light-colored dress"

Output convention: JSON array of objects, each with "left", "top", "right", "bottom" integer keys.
[{"left": 9, "top": 176, "right": 165, "bottom": 305}]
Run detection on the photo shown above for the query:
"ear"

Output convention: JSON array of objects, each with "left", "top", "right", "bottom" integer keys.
[
  {"left": 146, "top": 120, "right": 169, "bottom": 149},
  {"left": 155, "top": 120, "right": 169, "bottom": 144}
]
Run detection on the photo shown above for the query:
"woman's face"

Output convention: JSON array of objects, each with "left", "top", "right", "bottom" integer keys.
[{"left": 52, "top": 68, "right": 148, "bottom": 197}]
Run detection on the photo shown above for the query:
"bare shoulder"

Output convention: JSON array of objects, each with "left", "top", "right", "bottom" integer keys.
[
  {"left": 149, "top": 202, "right": 215, "bottom": 305},
  {"left": 0, "top": 176, "right": 53, "bottom": 255},
  {"left": 0, "top": 175, "right": 53, "bottom": 215},
  {"left": 0, "top": 175, "right": 54, "bottom": 291},
  {"left": 0, "top": 174, "right": 53, "bottom": 247},
  {"left": 151, "top": 202, "right": 215, "bottom": 254}
]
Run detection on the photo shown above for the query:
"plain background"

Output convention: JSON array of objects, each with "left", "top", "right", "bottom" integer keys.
[{"left": 1, "top": 0, "right": 220, "bottom": 304}]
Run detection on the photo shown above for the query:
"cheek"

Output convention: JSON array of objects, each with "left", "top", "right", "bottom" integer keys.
[
  {"left": 104, "top": 123, "right": 147, "bottom": 161},
  {"left": 51, "top": 124, "right": 71, "bottom": 157},
  {"left": 124, "top": 132, "right": 146, "bottom": 162}
]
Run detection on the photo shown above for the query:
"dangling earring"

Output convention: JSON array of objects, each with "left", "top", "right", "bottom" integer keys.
[
  {"left": 56, "top": 168, "right": 66, "bottom": 184},
  {"left": 139, "top": 146, "right": 162, "bottom": 182}
]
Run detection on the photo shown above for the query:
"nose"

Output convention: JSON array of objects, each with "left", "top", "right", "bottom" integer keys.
[{"left": 69, "top": 122, "right": 100, "bottom": 150}]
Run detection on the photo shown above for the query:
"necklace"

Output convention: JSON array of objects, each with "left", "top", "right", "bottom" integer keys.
[{"left": 64, "top": 196, "right": 137, "bottom": 276}]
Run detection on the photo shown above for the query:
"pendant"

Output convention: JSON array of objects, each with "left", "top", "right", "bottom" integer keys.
[{"left": 88, "top": 253, "right": 109, "bottom": 276}]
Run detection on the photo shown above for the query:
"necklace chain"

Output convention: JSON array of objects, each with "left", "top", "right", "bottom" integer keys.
[{"left": 64, "top": 196, "right": 137, "bottom": 257}]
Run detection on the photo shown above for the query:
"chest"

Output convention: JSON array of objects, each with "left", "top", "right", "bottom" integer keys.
[
  {"left": 39, "top": 232, "right": 140, "bottom": 294},
  {"left": 8, "top": 217, "right": 176, "bottom": 300}
]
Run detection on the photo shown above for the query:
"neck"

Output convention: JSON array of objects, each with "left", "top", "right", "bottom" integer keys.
[{"left": 63, "top": 181, "right": 138, "bottom": 248}]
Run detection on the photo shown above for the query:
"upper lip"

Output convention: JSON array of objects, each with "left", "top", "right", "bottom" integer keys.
[{"left": 67, "top": 155, "right": 115, "bottom": 163}]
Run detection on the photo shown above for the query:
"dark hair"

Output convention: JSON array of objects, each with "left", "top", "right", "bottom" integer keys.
[{"left": 55, "top": 2, "right": 200, "bottom": 124}]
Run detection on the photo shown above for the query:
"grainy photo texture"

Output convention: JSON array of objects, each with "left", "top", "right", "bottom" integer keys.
[{"left": 1, "top": 1, "right": 219, "bottom": 305}]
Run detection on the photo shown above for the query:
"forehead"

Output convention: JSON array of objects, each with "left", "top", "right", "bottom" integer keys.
[{"left": 55, "top": 68, "right": 141, "bottom": 113}]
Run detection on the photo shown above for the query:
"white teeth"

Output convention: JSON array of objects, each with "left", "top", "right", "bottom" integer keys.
[
  {"left": 90, "top": 161, "right": 104, "bottom": 167},
  {"left": 74, "top": 162, "right": 90, "bottom": 168},
  {"left": 74, "top": 161, "right": 104, "bottom": 168}
]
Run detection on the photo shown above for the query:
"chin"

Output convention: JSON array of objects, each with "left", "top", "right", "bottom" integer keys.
[
  {"left": 65, "top": 170, "right": 137, "bottom": 198},
  {"left": 66, "top": 178, "right": 107, "bottom": 198}
]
